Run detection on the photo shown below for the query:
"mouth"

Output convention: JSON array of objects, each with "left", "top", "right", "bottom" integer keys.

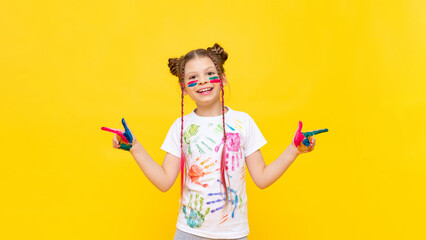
[{"left": 197, "top": 87, "right": 213, "bottom": 95}]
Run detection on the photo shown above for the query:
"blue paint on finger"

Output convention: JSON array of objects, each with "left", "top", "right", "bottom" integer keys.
[
  {"left": 302, "top": 138, "right": 310, "bottom": 147},
  {"left": 122, "top": 118, "right": 133, "bottom": 143}
]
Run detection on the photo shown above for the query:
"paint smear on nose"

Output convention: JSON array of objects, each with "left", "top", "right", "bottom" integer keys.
[
  {"left": 187, "top": 80, "right": 198, "bottom": 87},
  {"left": 209, "top": 76, "right": 220, "bottom": 83}
]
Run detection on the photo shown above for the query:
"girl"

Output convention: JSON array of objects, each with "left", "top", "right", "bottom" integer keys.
[{"left": 101, "top": 43, "right": 327, "bottom": 239}]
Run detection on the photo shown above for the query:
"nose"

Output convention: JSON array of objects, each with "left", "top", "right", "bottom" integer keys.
[{"left": 199, "top": 75, "right": 209, "bottom": 85}]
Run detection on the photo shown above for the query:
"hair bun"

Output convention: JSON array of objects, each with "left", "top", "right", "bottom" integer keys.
[
  {"left": 207, "top": 43, "right": 228, "bottom": 63},
  {"left": 168, "top": 57, "right": 181, "bottom": 77}
]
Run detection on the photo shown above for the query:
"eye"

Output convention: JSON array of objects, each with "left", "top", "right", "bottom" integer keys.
[
  {"left": 208, "top": 72, "right": 215, "bottom": 75},
  {"left": 189, "top": 76, "right": 195, "bottom": 79}
]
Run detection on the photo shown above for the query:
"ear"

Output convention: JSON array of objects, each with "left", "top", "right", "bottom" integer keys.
[{"left": 221, "top": 73, "right": 228, "bottom": 86}]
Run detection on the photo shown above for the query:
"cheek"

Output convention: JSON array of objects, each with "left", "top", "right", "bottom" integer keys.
[
  {"left": 187, "top": 80, "right": 198, "bottom": 87},
  {"left": 209, "top": 76, "right": 220, "bottom": 83}
]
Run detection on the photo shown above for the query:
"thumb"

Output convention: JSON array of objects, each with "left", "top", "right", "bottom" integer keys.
[{"left": 293, "top": 121, "right": 305, "bottom": 147}]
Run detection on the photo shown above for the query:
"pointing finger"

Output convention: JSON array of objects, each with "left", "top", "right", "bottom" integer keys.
[
  {"left": 101, "top": 126, "right": 129, "bottom": 144},
  {"left": 304, "top": 128, "right": 328, "bottom": 137},
  {"left": 101, "top": 127, "right": 123, "bottom": 135}
]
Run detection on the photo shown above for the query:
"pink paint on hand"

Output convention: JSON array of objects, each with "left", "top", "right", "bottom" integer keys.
[
  {"left": 293, "top": 121, "right": 305, "bottom": 147},
  {"left": 101, "top": 127, "right": 130, "bottom": 144}
]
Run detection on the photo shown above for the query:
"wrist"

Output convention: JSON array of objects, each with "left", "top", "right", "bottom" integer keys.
[
  {"left": 129, "top": 139, "right": 141, "bottom": 154},
  {"left": 288, "top": 142, "right": 301, "bottom": 158}
]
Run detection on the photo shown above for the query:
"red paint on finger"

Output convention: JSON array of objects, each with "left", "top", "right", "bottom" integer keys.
[{"left": 101, "top": 127, "right": 129, "bottom": 144}]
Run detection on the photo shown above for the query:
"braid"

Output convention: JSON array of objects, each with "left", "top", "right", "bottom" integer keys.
[
  {"left": 208, "top": 52, "right": 229, "bottom": 204},
  {"left": 180, "top": 69, "right": 186, "bottom": 200}
]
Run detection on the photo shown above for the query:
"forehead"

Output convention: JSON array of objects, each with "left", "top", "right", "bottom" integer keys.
[{"left": 184, "top": 57, "right": 215, "bottom": 75}]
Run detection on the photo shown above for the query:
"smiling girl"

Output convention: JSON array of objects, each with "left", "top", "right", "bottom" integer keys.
[{"left": 101, "top": 43, "right": 327, "bottom": 239}]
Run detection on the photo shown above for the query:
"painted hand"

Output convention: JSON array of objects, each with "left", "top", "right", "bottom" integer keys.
[
  {"left": 293, "top": 121, "right": 328, "bottom": 153},
  {"left": 101, "top": 118, "right": 135, "bottom": 151}
]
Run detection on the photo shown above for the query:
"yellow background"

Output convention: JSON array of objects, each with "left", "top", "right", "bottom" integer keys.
[{"left": 1, "top": 0, "right": 425, "bottom": 239}]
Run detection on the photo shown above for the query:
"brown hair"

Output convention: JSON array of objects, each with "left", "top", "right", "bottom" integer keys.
[{"left": 168, "top": 43, "right": 230, "bottom": 204}]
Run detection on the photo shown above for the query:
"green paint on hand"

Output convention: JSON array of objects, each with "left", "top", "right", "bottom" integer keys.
[
  {"left": 303, "top": 128, "right": 328, "bottom": 137},
  {"left": 119, "top": 143, "right": 132, "bottom": 151}
]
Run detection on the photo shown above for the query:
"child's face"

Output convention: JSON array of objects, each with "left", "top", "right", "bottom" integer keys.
[{"left": 183, "top": 56, "right": 227, "bottom": 107}]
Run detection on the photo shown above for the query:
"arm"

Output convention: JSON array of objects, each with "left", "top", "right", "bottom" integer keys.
[
  {"left": 245, "top": 143, "right": 300, "bottom": 190},
  {"left": 102, "top": 118, "right": 181, "bottom": 192},
  {"left": 245, "top": 121, "right": 326, "bottom": 189},
  {"left": 130, "top": 140, "right": 181, "bottom": 192}
]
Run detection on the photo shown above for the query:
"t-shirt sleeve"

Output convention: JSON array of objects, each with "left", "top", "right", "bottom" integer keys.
[
  {"left": 244, "top": 114, "right": 267, "bottom": 157},
  {"left": 160, "top": 118, "right": 181, "bottom": 158}
]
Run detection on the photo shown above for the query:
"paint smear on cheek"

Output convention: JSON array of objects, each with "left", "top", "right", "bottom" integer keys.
[
  {"left": 209, "top": 76, "right": 220, "bottom": 83},
  {"left": 187, "top": 80, "right": 198, "bottom": 87}
]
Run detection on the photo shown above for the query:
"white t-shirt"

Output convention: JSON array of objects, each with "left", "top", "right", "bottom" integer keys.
[{"left": 161, "top": 106, "right": 267, "bottom": 239}]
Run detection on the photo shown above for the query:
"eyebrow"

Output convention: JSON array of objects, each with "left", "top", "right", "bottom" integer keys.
[{"left": 186, "top": 66, "right": 215, "bottom": 76}]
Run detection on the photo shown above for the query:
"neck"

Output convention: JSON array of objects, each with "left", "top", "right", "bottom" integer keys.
[{"left": 194, "top": 102, "right": 228, "bottom": 117}]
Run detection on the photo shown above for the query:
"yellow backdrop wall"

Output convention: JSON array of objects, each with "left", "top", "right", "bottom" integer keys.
[{"left": 1, "top": 0, "right": 425, "bottom": 239}]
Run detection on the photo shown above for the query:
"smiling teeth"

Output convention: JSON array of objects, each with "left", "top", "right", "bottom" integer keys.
[{"left": 198, "top": 88, "right": 212, "bottom": 93}]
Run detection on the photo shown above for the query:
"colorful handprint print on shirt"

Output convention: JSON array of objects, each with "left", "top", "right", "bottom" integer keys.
[
  {"left": 206, "top": 179, "right": 240, "bottom": 224},
  {"left": 215, "top": 132, "right": 243, "bottom": 171},
  {"left": 182, "top": 193, "right": 210, "bottom": 228},
  {"left": 185, "top": 124, "right": 218, "bottom": 156},
  {"left": 188, "top": 157, "right": 219, "bottom": 188},
  {"left": 184, "top": 124, "right": 199, "bottom": 144}
]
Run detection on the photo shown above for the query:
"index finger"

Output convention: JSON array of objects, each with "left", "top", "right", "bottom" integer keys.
[
  {"left": 303, "top": 128, "right": 328, "bottom": 137},
  {"left": 101, "top": 127, "right": 124, "bottom": 135},
  {"left": 101, "top": 127, "right": 129, "bottom": 144}
]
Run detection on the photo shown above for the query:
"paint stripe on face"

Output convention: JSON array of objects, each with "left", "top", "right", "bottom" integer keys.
[
  {"left": 187, "top": 80, "right": 198, "bottom": 87},
  {"left": 209, "top": 76, "right": 220, "bottom": 83}
]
